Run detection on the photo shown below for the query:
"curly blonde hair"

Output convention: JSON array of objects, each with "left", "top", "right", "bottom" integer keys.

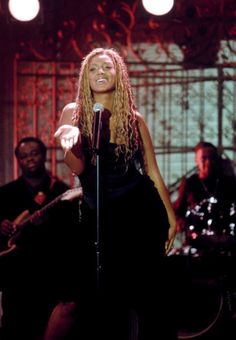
[{"left": 72, "top": 47, "right": 140, "bottom": 163}]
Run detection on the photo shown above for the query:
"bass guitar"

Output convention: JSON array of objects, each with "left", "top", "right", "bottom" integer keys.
[{"left": 0, "top": 187, "right": 83, "bottom": 257}]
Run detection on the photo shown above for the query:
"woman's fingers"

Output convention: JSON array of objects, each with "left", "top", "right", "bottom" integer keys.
[
  {"left": 73, "top": 133, "right": 79, "bottom": 145},
  {"left": 61, "top": 138, "right": 72, "bottom": 150}
]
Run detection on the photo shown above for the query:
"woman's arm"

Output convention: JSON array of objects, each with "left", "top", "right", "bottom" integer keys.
[
  {"left": 137, "top": 112, "right": 176, "bottom": 252},
  {"left": 54, "top": 103, "right": 85, "bottom": 175}
]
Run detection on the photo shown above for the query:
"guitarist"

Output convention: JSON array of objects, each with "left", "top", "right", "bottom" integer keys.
[{"left": 0, "top": 137, "right": 80, "bottom": 340}]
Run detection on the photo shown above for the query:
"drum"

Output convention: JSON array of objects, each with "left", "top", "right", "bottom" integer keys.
[
  {"left": 185, "top": 198, "right": 236, "bottom": 252},
  {"left": 167, "top": 254, "right": 224, "bottom": 339}
]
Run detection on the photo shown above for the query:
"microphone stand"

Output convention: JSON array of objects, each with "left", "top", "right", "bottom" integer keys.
[
  {"left": 92, "top": 109, "right": 103, "bottom": 291},
  {"left": 91, "top": 105, "right": 111, "bottom": 337},
  {"left": 95, "top": 150, "right": 101, "bottom": 291}
]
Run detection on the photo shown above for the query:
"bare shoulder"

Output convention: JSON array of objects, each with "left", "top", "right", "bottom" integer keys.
[
  {"left": 135, "top": 111, "right": 147, "bottom": 129},
  {"left": 135, "top": 111, "right": 143, "bottom": 119},
  {"left": 63, "top": 102, "right": 77, "bottom": 111},
  {"left": 59, "top": 102, "right": 77, "bottom": 125}
]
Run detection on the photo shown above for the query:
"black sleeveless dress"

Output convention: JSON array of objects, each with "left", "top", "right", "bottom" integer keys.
[
  {"left": 74, "top": 114, "right": 176, "bottom": 340},
  {"left": 77, "top": 119, "right": 170, "bottom": 292}
]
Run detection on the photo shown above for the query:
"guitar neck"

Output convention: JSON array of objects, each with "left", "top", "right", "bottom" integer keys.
[
  {"left": 16, "top": 187, "right": 83, "bottom": 231},
  {"left": 18, "top": 194, "right": 63, "bottom": 230}
]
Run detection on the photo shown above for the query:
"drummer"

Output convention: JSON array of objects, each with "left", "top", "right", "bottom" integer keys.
[{"left": 173, "top": 141, "right": 236, "bottom": 251}]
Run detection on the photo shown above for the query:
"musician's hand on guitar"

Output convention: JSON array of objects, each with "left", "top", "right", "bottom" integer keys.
[
  {"left": 0, "top": 210, "right": 29, "bottom": 239},
  {"left": 0, "top": 219, "right": 15, "bottom": 237},
  {"left": 54, "top": 125, "right": 80, "bottom": 151}
]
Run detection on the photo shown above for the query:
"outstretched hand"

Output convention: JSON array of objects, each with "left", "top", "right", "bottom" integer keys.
[{"left": 54, "top": 125, "right": 80, "bottom": 150}]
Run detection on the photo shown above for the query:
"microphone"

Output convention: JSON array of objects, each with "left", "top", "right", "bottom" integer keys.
[{"left": 92, "top": 103, "right": 104, "bottom": 151}]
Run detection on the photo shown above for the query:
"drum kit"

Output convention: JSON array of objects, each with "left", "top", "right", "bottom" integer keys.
[
  {"left": 170, "top": 197, "right": 236, "bottom": 339},
  {"left": 185, "top": 197, "right": 236, "bottom": 252}
]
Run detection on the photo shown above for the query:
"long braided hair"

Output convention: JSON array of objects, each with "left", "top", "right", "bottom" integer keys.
[{"left": 72, "top": 47, "right": 141, "bottom": 165}]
